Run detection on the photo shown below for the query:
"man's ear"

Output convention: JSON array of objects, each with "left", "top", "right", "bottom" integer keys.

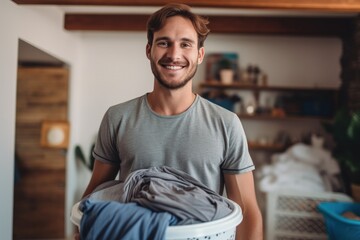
[
  {"left": 197, "top": 47, "right": 205, "bottom": 64},
  {"left": 146, "top": 44, "right": 151, "bottom": 59}
]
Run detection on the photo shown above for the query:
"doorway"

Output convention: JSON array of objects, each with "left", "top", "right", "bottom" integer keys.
[{"left": 13, "top": 40, "right": 69, "bottom": 239}]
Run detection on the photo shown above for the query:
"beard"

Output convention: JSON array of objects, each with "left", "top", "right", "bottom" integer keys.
[{"left": 150, "top": 57, "right": 198, "bottom": 90}]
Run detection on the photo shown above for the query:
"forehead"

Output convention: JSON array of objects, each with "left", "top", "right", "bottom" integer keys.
[{"left": 154, "top": 16, "right": 198, "bottom": 43}]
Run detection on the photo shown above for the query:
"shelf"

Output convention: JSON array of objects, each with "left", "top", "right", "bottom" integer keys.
[
  {"left": 200, "top": 82, "right": 339, "bottom": 92},
  {"left": 201, "top": 81, "right": 338, "bottom": 121},
  {"left": 200, "top": 81, "right": 338, "bottom": 152},
  {"left": 238, "top": 114, "right": 333, "bottom": 121},
  {"left": 248, "top": 142, "right": 286, "bottom": 152}
]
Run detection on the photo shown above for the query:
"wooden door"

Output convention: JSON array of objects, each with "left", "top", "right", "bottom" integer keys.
[{"left": 13, "top": 67, "right": 69, "bottom": 239}]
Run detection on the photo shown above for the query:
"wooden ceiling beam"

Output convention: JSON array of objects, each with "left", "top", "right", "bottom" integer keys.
[
  {"left": 207, "top": 16, "right": 353, "bottom": 37},
  {"left": 64, "top": 14, "right": 354, "bottom": 38},
  {"left": 12, "top": 0, "right": 360, "bottom": 12},
  {"left": 65, "top": 14, "right": 149, "bottom": 31}
]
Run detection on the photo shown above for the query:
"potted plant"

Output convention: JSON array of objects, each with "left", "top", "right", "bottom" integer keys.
[
  {"left": 218, "top": 58, "right": 234, "bottom": 84},
  {"left": 323, "top": 108, "right": 360, "bottom": 200},
  {"left": 75, "top": 143, "right": 95, "bottom": 171}
]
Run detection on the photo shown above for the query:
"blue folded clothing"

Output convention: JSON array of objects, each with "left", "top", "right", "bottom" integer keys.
[{"left": 80, "top": 199, "right": 178, "bottom": 240}]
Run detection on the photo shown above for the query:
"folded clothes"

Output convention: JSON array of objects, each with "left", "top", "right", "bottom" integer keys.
[
  {"left": 257, "top": 143, "right": 341, "bottom": 193},
  {"left": 83, "top": 166, "right": 232, "bottom": 225},
  {"left": 80, "top": 200, "right": 178, "bottom": 240},
  {"left": 120, "top": 166, "right": 232, "bottom": 224}
]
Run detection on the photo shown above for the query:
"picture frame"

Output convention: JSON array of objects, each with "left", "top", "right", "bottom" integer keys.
[{"left": 40, "top": 120, "right": 70, "bottom": 149}]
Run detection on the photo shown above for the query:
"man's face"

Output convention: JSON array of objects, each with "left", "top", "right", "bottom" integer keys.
[{"left": 146, "top": 16, "right": 205, "bottom": 90}]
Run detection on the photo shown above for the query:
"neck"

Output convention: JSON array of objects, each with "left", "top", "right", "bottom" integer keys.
[{"left": 147, "top": 84, "right": 196, "bottom": 116}]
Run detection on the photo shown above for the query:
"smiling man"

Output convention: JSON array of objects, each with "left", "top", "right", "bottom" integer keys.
[
  {"left": 147, "top": 15, "right": 202, "bottom": 90},
  {"left": 80, "top": 3, "right": 263, "bottom": 240}
]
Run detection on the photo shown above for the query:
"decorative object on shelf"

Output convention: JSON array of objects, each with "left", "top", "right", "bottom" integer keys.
[
  {"left": 40, "top": 120, "right": 70, "bottom": 149},
  {"left": 245, "top": 102, "right": 256, "bottom": 115},
  {"left": 244, "top": 64, "right": 261, "bottom": 85},
  {"left": 219, "top": 59, "right": 234, "bottom": 84},
  {"left": 233, "top": 100, "right": 244, "bottom": 114},
  {"left": 275, "top": 92, "right": 335, "bottom": 118},
  {"left": 201, "top": 91, "right": 242, "bottom": 112},
  {"left": 271, "top": 108, "right": 286, "bottom": 117},
  {"left": 205, "top": 52, "right": 239, "bottom": 82},
  {"left": 260, "top": 73, "right": 268, "bottom": 86},
  {"left": 322, "top": 108, "right": 360, "bottom": 199},
  {"left": 252, "top": 65, "right": 261, "bottom": 85},
  {"left": 201, "top": 90, "right": 242, "bottom": 112}
]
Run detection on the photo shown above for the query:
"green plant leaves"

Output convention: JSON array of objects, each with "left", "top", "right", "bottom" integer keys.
[
  {"left": 75, "top": 144, "right": 95, "bottom": 171},
  {"left": 323, "top": 108, "right": 360, "bottom": 184},
  {"left": 348, "top": 111, "right": 360, "bottom": 141}
]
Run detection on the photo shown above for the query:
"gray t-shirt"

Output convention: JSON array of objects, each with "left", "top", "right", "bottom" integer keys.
[{"left": 93, "top": 94, "right": 254, "bottom": 194}]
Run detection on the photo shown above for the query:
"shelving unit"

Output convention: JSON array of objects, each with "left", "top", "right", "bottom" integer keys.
[
  {"left": 200, "top": 81, "right": 338, "bottom": 118},
  {"left": 248, "top": 141, "right": 286, "bottom": 152},
  {"left": 199, "top": 81, "right": 339, "bottom": 152},
  {"left": 238, "top": 113, "right": 333, "bottom": 122},
  {"left": 200, "top": 81, "right": 338, "bottom": 91}
]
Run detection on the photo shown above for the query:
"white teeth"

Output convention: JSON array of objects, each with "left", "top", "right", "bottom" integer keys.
[{"left": 166, "top": 65, "right": 182, "bottom": 70}]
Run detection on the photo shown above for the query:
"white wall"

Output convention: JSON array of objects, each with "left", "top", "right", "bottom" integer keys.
[
  {"left": 0, "top": 2, "right": 342, "bottom": 239},
  {"left": 77, "top": 32, "right": 341, "bottom": 153},
  {"left": 0, "top": 1, "right": 81, "bottom": 239},
  {"left": 75, "top": 32, "right": 153, "bottom": 152},
  {"left": 199, "top": 34, "right": 341, "bottom": 88}
]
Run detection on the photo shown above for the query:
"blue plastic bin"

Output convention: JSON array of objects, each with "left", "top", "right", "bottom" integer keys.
[{"left": 318, "top": 202, "right": 360, "bottom": 240}]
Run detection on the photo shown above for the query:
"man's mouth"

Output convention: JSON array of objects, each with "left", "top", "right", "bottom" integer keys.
[
  {"left": 159, "top": 59, "right": 187, "bottom": 71},
  {"left": 164, "top": 65, "right": 184, "bottom": 70}
]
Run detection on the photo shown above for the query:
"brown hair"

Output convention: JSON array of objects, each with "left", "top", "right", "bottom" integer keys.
[{"left": 146, "top": 3, "right": 210, "bottom": 48}]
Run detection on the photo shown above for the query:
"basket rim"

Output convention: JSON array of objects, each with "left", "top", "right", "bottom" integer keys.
[
  {"left": 71, "top": 198, "right": 243, "bottom": 238},
  {"left": 165, "top": 198, "right": 242, "bottom": 238},
  {"left": 318, "top": 202, "right": 360, "bottom": 225}
]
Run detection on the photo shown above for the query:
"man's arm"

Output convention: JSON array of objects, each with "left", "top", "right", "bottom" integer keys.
[
  {"left": 81, "top": 159, "right": 120, "bottom": 198},
  {"left": 74, "top": 160, "right": 119, "bottom": 240},
  {"left": 224, "top": 171, "right": 263, "bottom": 240}
]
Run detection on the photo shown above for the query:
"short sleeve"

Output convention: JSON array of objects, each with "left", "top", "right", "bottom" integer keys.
[
  {"left": 92, "top": 108, "right": 120, "bottom": 165},
  {"left": 221, "top": 114, "right": 255, "bottom": 174}
]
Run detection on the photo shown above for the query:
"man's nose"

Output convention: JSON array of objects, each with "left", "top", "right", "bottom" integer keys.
[{"left": 166, "top": 44, "right": 181, "bottom": 60}]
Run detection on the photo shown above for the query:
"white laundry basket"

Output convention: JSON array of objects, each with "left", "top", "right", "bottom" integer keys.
[
  {"left": 71, "top": 198, "right": 242, "bottom": 240},
  {"left": 265, "top": 190, "right": 353, "bottom": 240}
]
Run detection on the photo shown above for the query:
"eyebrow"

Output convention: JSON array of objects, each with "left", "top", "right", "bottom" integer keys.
[{"left": 154, "top": 36, "right": 196, "bottom": 44}]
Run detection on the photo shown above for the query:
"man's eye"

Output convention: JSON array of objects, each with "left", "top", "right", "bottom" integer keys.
[
  {"left": 157, "top": 41, "right": 168, "bottom": 47},
  {"left": 181, "top": 42, "right": 192, "bottom": 48}
]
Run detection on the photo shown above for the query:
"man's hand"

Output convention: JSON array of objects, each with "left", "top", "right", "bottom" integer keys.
[{"left": 74, "top": 233, "right": 80, "bottom": 240}]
